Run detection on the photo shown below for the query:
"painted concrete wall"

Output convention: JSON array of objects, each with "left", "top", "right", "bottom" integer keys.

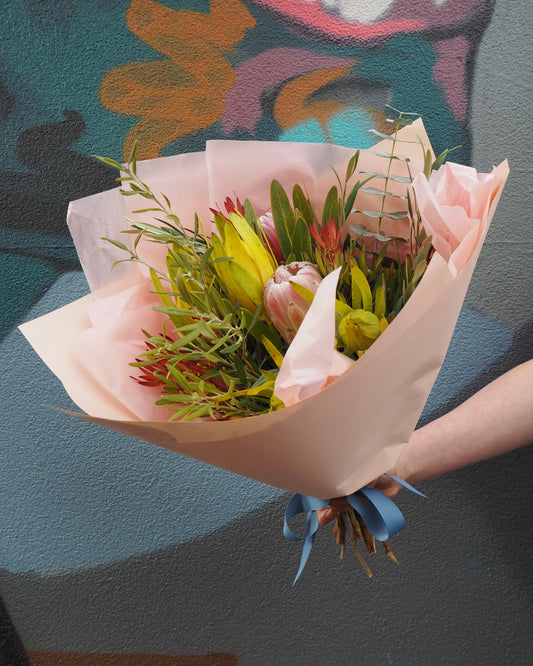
[{"left": 1, "top": 1, "right": 531, "bottom": 664}]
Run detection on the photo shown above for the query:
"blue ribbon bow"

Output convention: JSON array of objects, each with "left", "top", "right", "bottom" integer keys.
[{"left": 283, "top": 476, "right": 426, "bottom": 583}]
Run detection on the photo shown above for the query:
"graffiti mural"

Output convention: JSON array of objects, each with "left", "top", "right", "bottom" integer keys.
[
  {"left": 95, "top": 0, "right": 495, "bottom": 160},
  {"left": 1, "top": 0, "right": 532, "bottom": 663}
]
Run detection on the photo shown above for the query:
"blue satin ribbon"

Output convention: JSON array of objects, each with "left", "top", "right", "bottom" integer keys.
[{"left": 284, "top": 476, "right": 426, "bottom": 584}]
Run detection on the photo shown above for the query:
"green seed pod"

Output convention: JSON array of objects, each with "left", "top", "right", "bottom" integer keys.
[{"left": 338, "top": 309, "right": 381, "bottom": 352}]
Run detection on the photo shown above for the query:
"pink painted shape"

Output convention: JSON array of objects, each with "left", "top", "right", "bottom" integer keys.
[
  {"left": 247, "top": 0, "right": 492, "bottom": 40},
  {"left": 222, "top": 48, "right": 356, "bottom": 134},
  {"left": 246, "top": 0, "right": 423, "bottom": 41},
  {"left": 433, "top": 36, "right": 470, "bottom": 122}
]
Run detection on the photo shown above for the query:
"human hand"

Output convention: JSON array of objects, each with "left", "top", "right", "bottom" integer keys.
[{"left": 317, "top": 474, "right": 405, "bottom": 526}]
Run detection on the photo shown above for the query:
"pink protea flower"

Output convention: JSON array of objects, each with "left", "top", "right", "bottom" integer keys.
[
  {"left": 259, "top": 211, "right": 285, "bottom": 264},
  {"left": 263, "top": 261, "right": 322, "bottom": 343}
]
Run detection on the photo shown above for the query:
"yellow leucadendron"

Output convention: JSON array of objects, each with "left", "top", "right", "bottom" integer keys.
[{"left": 211, "top": 211, "right": 277, "bottom": 312}]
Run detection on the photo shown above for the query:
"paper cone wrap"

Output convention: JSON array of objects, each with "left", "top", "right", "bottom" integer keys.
[{"left": 19, "top": 120, "right": 509, "bottom": 498}]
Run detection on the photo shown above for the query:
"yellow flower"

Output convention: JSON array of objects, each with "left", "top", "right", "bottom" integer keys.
[{"left": 211, "top": 212, "right": 277, "bottom": 313}]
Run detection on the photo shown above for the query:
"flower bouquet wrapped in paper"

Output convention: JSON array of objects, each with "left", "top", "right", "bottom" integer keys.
[{"left": 20, "top": 114, "right": 508, "bottom": 581}]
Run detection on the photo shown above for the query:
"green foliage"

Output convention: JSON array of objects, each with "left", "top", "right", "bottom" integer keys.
[{"left": 96, "top": 108, "right": 440, "bottom": 421}]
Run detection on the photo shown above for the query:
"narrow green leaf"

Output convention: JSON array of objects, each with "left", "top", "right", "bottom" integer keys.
[
  {"left": 149, "top": 268, "right": 176, "bottom": 309},
  {"left": 351, "top": 262, "right": 372, "bottom": 311},
  {"left": 412, "top": 258, "right": 427, "bottom": 284},
  {"left": 92, "top": 155, "right": 124, "bottom": 171},
  {"left": 374, "top": 284, "right": 386, "bottom": 319},
  {"left": 199, "top": 244, "right": 214, "bottom": 281},
  {"left": 131, "top": 207, "right": 163, "bottom": 214},
  {"left": 101, "top": 237, "right": 129, "bottom": 253},
  {"left": 292, "top": 184, "right": 314, "bottom": 226},
  {"left": 423, "top": 148, "right": 433, "bottom": 179},
  {"left": 322, "top": 185, "right": 339, "bottom": 224},
  {"left": 432, "top": 145, "right": 461, "bottom": 171},
  {"left": 241, "top": 308, "right": 284, "bottom": 349},
  {"left": 357, "top": 246, "right": 367, "bottom": 274},
  {"left": 270, "top": 179, "right": 295, "bottom": 259},
  {"left": 345, "top": 150, "right": 359, "bottom": 183},
  {"left": 292, "top": 216, "right": 312, "bottom": 260},
  {"left": 128, "top": 141, "right": 138, "bottom": 174},
  {"left": 181, "top": 405, "right": 212, "bottom": 422},
  {"left": 344, "top": 175, "right": 374, "bottom": 218},
  {"left": 243, "top": 198, "right": 257, "bottom": 229}
]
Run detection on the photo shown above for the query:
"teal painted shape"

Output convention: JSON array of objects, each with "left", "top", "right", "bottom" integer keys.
[
  {"left": 280, "top": 108, "right": 375, "bottom": 148},
  {"left": 279, "top": 118, "right": 327, "bottom": 144},
  {"left": 0, "top": 253, "right": 56, "bottom": 340},
  {"left": 354, "top": 34, "right": 467, "bottom": 161},
  {"left": 327, "top": 108, "right": 376, "bottom": 148},
  {"left": 1, "top": 272, "right": 512, "bottom": 573},
  {"left": 0, "top": 0, "right": 147, "bottom": 160}
]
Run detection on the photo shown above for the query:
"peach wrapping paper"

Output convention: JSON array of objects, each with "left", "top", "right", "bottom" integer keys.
[{"left": 19, "top": 120, "right": 509, "bottom": 498}]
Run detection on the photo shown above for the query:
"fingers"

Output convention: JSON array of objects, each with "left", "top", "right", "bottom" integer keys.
[{"left": 317, "top": 507, "right": 336, "bottom": 526}]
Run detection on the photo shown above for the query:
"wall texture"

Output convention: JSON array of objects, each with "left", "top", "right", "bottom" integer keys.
[{"left": 1, "top": 1, "right": 531, "bottom": 664}]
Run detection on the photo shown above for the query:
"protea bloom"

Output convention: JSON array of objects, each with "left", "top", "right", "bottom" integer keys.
[
  {"left": 259, "top": 212, "right": 284, "bottom": 264},
  {"left": 263, "top": 261, "right": 322, "bottom": 343}
]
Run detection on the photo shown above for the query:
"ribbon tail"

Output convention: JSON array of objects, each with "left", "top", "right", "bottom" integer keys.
[
  {"left": 387, "top": 474, "right": 428, "bottom": 498},
  {"left": 293, "top": 530, "right": 316, "bottom": 585},
  {"left": 284, "top": 493, "right": 328, "bottom": 584}
]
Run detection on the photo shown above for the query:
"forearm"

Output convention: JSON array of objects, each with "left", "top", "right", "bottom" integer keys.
[{"left": 396, "top": 359, "right": 533, "bottom": 484}]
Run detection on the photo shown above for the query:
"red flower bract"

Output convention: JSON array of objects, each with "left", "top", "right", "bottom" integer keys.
[{"left": 133, "top": 339, "right": 226, "bottom": 393}]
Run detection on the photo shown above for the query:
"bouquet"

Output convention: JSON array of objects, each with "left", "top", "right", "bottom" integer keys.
[{"left": 20, "top": 113, "right": 508, "bottom": 581}]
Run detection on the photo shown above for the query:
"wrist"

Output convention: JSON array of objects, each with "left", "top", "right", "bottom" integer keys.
[{"left": 393, "top": 430, "right": 423, "bottom": 485}]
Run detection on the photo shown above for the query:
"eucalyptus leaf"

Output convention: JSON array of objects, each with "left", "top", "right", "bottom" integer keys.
[
  {"left": 353, "top": 209, "right": 408, "bottom": 221},
  {"left": 369, "top": 129, "right": 420, "bottom": 143},
  {"left": 350, "top": 224, "right": 408, "bottom": 243},
  {"left": 361, "top": 186, "right": 406, "bottom": 200},
  {"left": 371, "top": 151, "right": 410, "bottom": 162},
  {"left": 357, "top": 169, "right": 412, "bottom": 184}
]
